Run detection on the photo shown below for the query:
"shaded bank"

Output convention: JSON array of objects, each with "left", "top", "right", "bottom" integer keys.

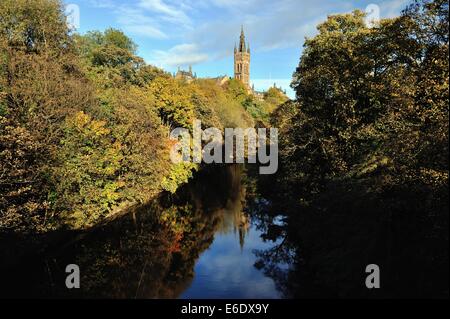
[
  {"left": 249, "top": 166, "right": 449, "bottom": 298},
  {"left": 253, "top": 0, "right": 449, "bottom": 298}
]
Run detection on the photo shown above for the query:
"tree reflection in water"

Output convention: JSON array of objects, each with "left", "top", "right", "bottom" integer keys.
[
  {"left": 1, "top": 165, "right": 255, "bottom": 298},
  {"left": 4, "top": 164, "right": 444, "bottom": 298},
  {"left": 247, "top": 168, "right": 449, "bottom": 298}
]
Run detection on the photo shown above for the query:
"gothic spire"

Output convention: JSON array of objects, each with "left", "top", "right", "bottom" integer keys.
[{"left": 239, "top": 25, "right": 246, "bottom": 52}]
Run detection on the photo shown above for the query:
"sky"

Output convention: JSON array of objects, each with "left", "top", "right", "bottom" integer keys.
[{"left": 65, "top": 0, "right": 411, "bottom": 98}]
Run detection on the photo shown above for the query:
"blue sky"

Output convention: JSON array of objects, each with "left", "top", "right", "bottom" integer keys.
[{"left": 65, "top": 0, "right": 411, "bottom": 98}]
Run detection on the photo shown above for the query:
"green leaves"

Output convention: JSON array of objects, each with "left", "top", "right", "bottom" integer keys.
[
  {"left": 161, "top": 163, "right": 198, "bottom": 194},
  {"left": 147, "top": 77, "right": 195, "bottom": 129},
  {"left": 278, "top": 0, "right": 448, "bottom": 203},
  {"left": 0, "top": 0, "right": 71, "bottom": 54}
]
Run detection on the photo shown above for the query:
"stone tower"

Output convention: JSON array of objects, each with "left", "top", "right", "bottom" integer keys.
[{"left": 234, "top": 26, "right": 250, "bottom": 89}]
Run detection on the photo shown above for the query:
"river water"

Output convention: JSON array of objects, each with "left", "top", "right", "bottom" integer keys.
[
  {"left": 0, "top": 165, "right": 289, "bottom": 299},
  {"left": 1, "top": 164, "right": 447, "bottom": 298}
]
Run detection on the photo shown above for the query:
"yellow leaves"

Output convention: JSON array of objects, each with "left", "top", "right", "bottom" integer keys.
[
  {"left": 353, "top": 155, "right": 392, "bottom": 178},
  {"left": 101, "top": 181, "right": 125, "bottom": 206},
  {"left": 73, "top": 110, "right": 90, "bottom": 128},
  {"left": 55, "top": 110, "right": 128, "bottom": 228},
  {"left": 161, "top": 162, "right": 198, "bottom": 193},
  {"left": 103, "top": 141, "right": 123, "bottom": 175},
  {"left": 418, "top": 168, "right": 449, "bottom": 186},
  {"left": 147, "top": 76, "right": 195, "bottom": 128},
  {"left": 90, "top": 119, "right": 110, "bottom": 137},
  {"left": 70, "top": 111, "right": 110, "bottom": 137}
]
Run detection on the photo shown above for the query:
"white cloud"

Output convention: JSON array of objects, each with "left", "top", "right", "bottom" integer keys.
[
  {"left": 139, "top": 0, "right": 192, "bottom": 25},
  {"left": 185, "top": 0, "right": 350, "bottom": 60},
  {"left": 150, "top": 43, "right": 209, "bottom": 68},
  {"left": 116, "top": 6, "right": 167, "bottom": 39},
  {"left": 86, "top": 0, "right": 116, "bottom": 9},
  {"left": 84, "top": 0, "right": 412, "bottom": 69},
  {"left": 124, "top": 25, "right": 167, "bottom": 39}
]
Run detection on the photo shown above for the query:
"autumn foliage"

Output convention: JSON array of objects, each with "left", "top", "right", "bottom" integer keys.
[{"left": 0, "top": 0, "right": 279, "bottom": 232}]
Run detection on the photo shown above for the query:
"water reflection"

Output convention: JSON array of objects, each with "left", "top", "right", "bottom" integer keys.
[
  {"left": 0, "top": 165, "right": 282, "bottom": 299},
  {"left": 249, "top": 169, "right": 449, "bottom": 298},
  {"left": 3, "top": 163, "right": 444, "bottom": 298}
]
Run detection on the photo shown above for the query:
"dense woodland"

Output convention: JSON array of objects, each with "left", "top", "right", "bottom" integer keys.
[
  {"left": 273, "top": 0, "right": 448, "bottom": 206},
  {"left": 0, "top": 0, "right": 285, "bottom": 233},
  {"left": 255, "top": 0, "right": 448, "bottom": 297}
]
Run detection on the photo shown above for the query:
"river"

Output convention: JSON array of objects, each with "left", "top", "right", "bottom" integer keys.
[
  {"left": 1, "top": 164, "right": 447, "bottom": 298},
  {"left": 0, "top": 165, "right": 290, "bottom": 299}
]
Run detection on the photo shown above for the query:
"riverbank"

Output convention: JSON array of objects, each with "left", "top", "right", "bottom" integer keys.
[{"left": 1, "top": 0, "right": 287, "bottom": 235}]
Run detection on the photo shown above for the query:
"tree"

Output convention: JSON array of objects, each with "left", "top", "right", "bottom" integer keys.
[
  {"left": 283, "top": 1, "right": 448, "bottom": 198},
  {"left": 147, "top": 77, "right": 195, "bottom": 129},
  {"left": 265, "top": 0, "right": 448, "bottom": 297},
  {"left": 0, "top": 0, "right": 93, "bottom": 232}
]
